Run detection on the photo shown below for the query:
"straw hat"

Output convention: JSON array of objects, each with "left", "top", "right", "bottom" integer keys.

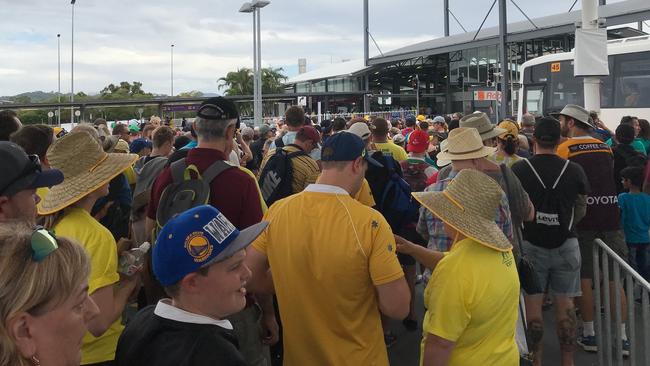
[
  {"left": 412, "top": 169, "right": 512, "bottom": 251},
  {"left": 39, "top": 131, "right": 138, "bottom": 215},
  {"left": 435, "top": 127, "right": 496, "bottom": 162},
  {"left": 497, "top": 120, "right": 519, "bottom": 139},
  {"left": 460, "top": 112, "right": 506, "bottom": 141}
]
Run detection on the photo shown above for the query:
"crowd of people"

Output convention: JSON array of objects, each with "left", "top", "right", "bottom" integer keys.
[{"left": 0, "top": 100, "right": 649, "bottom": 366}]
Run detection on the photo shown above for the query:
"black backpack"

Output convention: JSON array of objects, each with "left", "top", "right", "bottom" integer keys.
[
  {"left": 155, "top": 159, "right": 234, "bottom": 236},
  {"left": 258, "top": 145, "right": 307, "bottom": 207},
  {"left": 366, "top": 152, "right": 419, "bottom": 232},
  {"left": 521, "top": 158, "right": 573, "bottom": 248}
]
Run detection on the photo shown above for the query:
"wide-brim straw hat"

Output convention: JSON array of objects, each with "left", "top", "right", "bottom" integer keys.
[
  {"left": 412, "top": 169, "right": 512, "bottom": 251},
  {"left": 436, "top": 127, "right": 496, "bottom": 162},
  {"left": 460, "top": 111, "right": 507, "bottom": 141},
  {"left": 39, "top": 131, "right": 138, "bottom": 215}
]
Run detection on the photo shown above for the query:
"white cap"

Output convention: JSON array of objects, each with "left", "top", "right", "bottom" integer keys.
[{"left": 348, "top": 122, "right": 371, "bottom": 141}]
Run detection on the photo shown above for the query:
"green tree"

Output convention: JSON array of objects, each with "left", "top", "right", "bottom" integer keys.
[
  {"left": 262, "top": 67, "right": 287, "bottom": 94},
  {"left": 177, "top": 90, "right": 204, "bottom": 98},
  {"left": 217, "top": 67, "right": 287, "bottom": 116}
]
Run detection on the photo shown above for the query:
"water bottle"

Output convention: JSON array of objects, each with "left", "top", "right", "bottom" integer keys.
[{"left": 118, "top": 242, "right": 151, "bottom": 276}]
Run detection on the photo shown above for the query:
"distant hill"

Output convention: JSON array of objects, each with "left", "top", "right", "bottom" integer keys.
[{"left": 0, "top": 91, "right": 61, "bottom": 103}]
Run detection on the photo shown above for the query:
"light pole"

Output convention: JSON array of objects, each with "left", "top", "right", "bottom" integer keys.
[
  {"left": 57, "top": 34, "right": 61, "bottom": 126},
  {"left": 170, "top": 44, "right": 174, "bottom": 98},
  {"left": 70, "top": 0, "right": 76, "bottom": 125},
  {"left": 240, "top": 0, "right": 270, "bottom": 126}
]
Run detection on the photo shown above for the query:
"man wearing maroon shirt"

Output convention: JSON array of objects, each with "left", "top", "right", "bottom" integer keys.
[{"left": 146, "top": 97, "right": 277, "bottom": 366}]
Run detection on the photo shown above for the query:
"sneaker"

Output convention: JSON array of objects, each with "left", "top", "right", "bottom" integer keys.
[
  {"left": 384, "top": 332, "right": 398, "bottom": 348},
  {"left": 622, "top": 339, "right": 630, "bottom": 357},
  {"left": 578, "top": 335, "right": 598, "bottom": 352}
]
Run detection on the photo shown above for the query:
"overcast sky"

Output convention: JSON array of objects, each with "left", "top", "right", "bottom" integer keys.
[{"left": 0, "top": 0, "right": 635, "bottom": 96}]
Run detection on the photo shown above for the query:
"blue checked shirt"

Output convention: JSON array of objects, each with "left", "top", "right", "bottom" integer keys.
[{"left": 416, "top": 174, "right": 514, "bottom": 283}]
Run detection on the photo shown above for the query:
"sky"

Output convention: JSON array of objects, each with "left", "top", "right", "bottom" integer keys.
[{"left": 0, "top": 0, "right": 637, "bottom": 96}]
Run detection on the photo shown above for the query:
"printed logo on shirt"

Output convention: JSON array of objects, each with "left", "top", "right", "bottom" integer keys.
[
  {"left": 502, "top": 252, "right": 513, "bottom": 267},
  {"left": 387, "top": 244, "right": 394, "bottom": 252},
  {"left": 185, "top": 232, "right": 213, "bottom": 263},
  {"left": 203, "top": 212, "right": 237, "bottom": 244},
  {"left": 371, "top": 220, "right": 379, "bottom": 229},
  {"left": 586, "top": 195, "right": 618, "bottom": 206},
  {"left": 536, "top": 212, "right": 560, "bottom": 226}
]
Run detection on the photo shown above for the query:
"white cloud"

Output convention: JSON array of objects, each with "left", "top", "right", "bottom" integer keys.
[{"left": 0, "top": 0, "right": 633, "bottom": 96}]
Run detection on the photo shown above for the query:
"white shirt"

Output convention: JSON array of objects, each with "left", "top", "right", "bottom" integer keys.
[
  {"left": 154, "top": 299, "right": 233, "bottom": 330},
  {"left": 304, "top": 184, "right": 349, "bottom": 195}
]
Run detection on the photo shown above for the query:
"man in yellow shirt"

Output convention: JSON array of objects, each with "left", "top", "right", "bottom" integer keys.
[
  {"left": 246, "top": 132, "right": 410, "bottom": 366},
  {"left": 396, "top": 169, "right": 520, "bottom": 366},
  {"left": 370, "top": 117, "right": 408, "bottom": 162}
]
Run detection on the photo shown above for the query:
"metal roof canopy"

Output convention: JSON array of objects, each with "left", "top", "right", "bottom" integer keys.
[{"left": 368, "top": 0, "right": 650, "bottom": 66}]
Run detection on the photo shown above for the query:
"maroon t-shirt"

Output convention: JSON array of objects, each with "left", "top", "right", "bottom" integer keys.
[{"left": 147, "top": 148, "right": 263, "bottom": 230}]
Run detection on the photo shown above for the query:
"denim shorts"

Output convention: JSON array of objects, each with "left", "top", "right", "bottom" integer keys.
[{"left": 522, "top": 238, "right": 582, "bottom": 297}]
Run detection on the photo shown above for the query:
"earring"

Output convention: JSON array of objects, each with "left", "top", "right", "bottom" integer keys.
[{"left": 31, "top": 355, "right": 40, "bottom": 366}]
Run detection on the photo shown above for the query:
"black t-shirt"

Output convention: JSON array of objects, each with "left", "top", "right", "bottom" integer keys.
[
  {"left": 116, "top": 305, "right": 246, "bottom": 366},
  {"left": 249, "top": 138, "right": 267, "bottom": 171},
  {"left": 512, "top": 154, "right": 589, "bottom": 248}
]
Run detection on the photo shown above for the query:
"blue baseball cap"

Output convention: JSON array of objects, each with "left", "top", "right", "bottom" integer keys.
[
  {"left": 129, "top": 138, "right": 152, "bottom": 154},
  {"left": 321, "top": 132, "right": 382, "bottom": 167},
  {"left": 405, "top": 115, "right": 416, "bottom": 123},
  {"left": 153, "top": 205, "right": 269, "bottom": 287}
]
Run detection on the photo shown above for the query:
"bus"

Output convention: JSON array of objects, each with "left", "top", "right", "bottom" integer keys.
[{"left": 517, "top": 35, "right": 650, "bottom": 130}]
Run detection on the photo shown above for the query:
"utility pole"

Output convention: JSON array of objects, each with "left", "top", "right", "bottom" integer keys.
[
  {"left": 57, "top": 34, "right": 61, "bottom": 126},
  {"left": 70, "top": 0, "right": 76, "bottom": 125},
  {"left": 498, "top": 0, "right": 509, "bottom": 120}
]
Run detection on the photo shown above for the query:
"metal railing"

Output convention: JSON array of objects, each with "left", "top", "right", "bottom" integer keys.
[{"left": 593, "top": 238, "right": 650, "bottom": 366}]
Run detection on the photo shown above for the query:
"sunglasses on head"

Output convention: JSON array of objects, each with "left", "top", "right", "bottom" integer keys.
[
  {"left": 31, "top": 226, "right": 59, "bottom": 262},
  {"left": 0, "top": 154, "right": 41, "bottom": 196}
]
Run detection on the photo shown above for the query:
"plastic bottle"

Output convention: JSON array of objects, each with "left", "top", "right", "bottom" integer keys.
[{"left": 118, "top": 242, "right": 151, "bottom": 276}]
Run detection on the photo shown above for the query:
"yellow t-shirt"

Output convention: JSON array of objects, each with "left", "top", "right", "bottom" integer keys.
[
  {"left": 420, "top": 238, "right": 520, "bottom": 366},
  {"left": 370, "top": 141, "right": 408, "bottom": 162},
  {"left": 53, "top": 207, "right": 123, "bottom": 365},
  {"left": 123, "top": 166, "right": 137, "bottom": 186},
  {"left": 36, "top": 187, "right": 49, "bottom": 214},
  {"left": 252, "top": 185, "right": 404, "bottom": 366},
  {"left": 354, "top": 178, "right": 376, "bottom": 207}
]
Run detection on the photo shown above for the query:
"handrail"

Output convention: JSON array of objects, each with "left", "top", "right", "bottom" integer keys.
[{"left": 594, "top": 239, "right": 650, "bottom": 290}]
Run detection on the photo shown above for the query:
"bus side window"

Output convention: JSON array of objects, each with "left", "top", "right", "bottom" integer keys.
[{"left": 613, "top": 51, "right": 650, "bottom": 108}]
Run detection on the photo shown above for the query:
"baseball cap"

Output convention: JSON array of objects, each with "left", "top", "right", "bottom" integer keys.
[
  {"left": 297, "top": 126, "right": 321, "bottom": 144},
  {"left": 533, "top": 117, "right": 561, "bottom": 144},
  {"left": 198, "top": 97, "right": 240, "bottom": 127},
  {"left": 129, "top": 138, "right": 152, "bottom": 154},
  {"left": 371, "top": 118, "right": 390, "bottom": 136},
  {"left": 416, "top": 114, "right": 426, "bottom": 122},
  {"left": 432, "top": 116, "right": 446, "bottom": 124},
  {"left": 321, "top": 132, "right": 382, "bottom": 167},
  {"left": 405, "top": 115, "right": 416, "bottom": 124},
  {"left": 259, "top": 124, "right": 271, "bottom": 136},
  {"left": 0, "top": 142, "right": 63, "bottom": 197},
  {"left": 407, "top": 129, "right": 430, "bottom": 153},
  {"left": 348, "top": 122, "right": 371, "bottom": 141},
  {"left": 153, "top": 205, "right": 269, "bottom": 287}
]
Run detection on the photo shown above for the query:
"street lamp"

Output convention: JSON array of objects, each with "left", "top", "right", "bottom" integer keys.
[
  {"left": 70, "top": 0, "right": 76, "bottom": 125},
  {"left": 240, "top": 0, "right": 270, "bottom": 126},
  {"left": 170, "top": 44, "right": 174, "bottom": 98},
  {"left": 57, "top": 34, "right": 61, "bottom": 125}
]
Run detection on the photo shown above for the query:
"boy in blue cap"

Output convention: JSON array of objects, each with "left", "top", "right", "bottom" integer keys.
[{"left": 115, "top": 205, "right": 268, "bottom": 366}]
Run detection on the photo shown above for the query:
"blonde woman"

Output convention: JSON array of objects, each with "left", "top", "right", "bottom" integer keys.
[
  {"left": 39, "top": 131, "right": 140, "bottom": 366},
  {"left": 0, "top": 221, "right": 99, "bottom": 366}
]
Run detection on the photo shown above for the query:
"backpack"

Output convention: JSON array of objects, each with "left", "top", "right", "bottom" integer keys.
[
  {"left": 132, "top": 156, "right": 169, "bottom": 215},
  {"left": 401, "top": 160, "right": 429, "bottom": 193},
  {"left": 155, "top": 159, "right": 234, "bottom": 235},
  {"left": 521, "top": 158, "right": 573, "bottom": 248},
  {"left": 366, "top": 152, "right": 419, "bottom": 232},
  {"left": 258, "top": 145, "right": 307, "bottom": 207}
]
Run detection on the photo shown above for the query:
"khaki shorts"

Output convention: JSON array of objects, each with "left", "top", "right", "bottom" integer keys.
[{"left": 577, "top": 230, "right": 628, "bottom": 280}]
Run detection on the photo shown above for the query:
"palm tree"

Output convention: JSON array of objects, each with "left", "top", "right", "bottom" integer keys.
[
  {"left": 218, "top": 68, "right": 254, "bottom": 96},
  {"left": 262, "top": 67, "right": 288, "bottom": 94}
]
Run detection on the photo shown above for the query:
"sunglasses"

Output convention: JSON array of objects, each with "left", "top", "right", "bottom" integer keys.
[
  {"left": 0, "top": 154, "right": 41, "bottom": 196},
  {"left": 31, "top": 226, "right": 59, "bottom": 262}
]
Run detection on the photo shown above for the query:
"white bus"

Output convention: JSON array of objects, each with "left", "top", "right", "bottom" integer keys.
[{"left": 517, "top": 35, "right": 650, "bottom": 130}]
